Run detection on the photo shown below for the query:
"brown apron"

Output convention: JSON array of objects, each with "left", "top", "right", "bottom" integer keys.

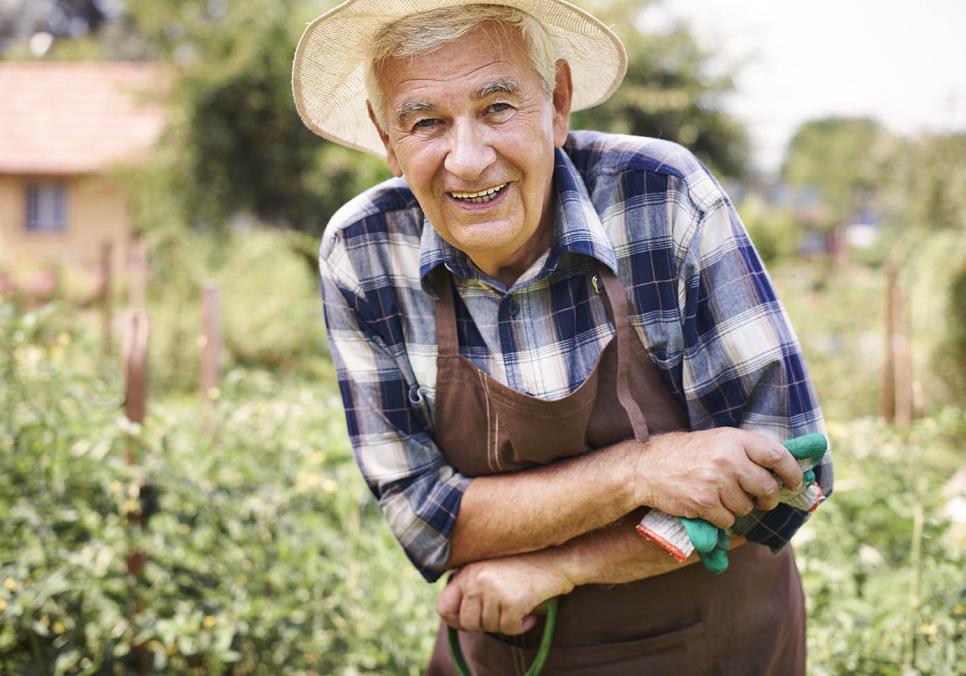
[{"left": 426, "top": 267, "right": 805, "bottom": 675}]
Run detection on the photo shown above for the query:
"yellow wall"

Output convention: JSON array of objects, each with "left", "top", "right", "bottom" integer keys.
[{"left": 0, "top": 173, "right": 131, "bottom": 286}]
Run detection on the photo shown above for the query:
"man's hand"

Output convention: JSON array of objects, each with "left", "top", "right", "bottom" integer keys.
[
  {"left": 632, "top": 428, "right": 804, "bottom": 529},
  {"left": 437, "top": 554, "right": 575, "bottom": 635},
  {"left": 637, "top": 433, "right": 828, "bottom": 573}
]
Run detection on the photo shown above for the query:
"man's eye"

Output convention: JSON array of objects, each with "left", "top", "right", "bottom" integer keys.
[
  {"left": 488, "top": 102, "right": 513, "bottom": 114},
  {"left": 413, "top": 118, "right": 441, "bottom": 130}
]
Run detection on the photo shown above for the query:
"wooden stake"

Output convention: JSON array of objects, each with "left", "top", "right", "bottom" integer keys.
[
  {"left": 884, "top": 261, "right": 913, "bottom": 426},
  {"left": 128, "top": 236, "right": 148, "bottom": 311},
  {"left": 883, "top": 262, "right": 897, "bottom": 423},
  {"left": 121, "top": 308, "right": 150, "bottom": 674},
  {"left": 101, "top": 240, "right": 113, "bottom": 355},
  {"left": 122, "top": 309, "right": 149, "bottom": 430}
]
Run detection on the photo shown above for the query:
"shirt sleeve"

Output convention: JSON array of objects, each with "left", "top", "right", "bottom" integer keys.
[
  {"left": 319, "top": 239, "right": 469, "bottom": 582},
  {"left": 677, "top": 195, "right": 833, "bottom": 549}
]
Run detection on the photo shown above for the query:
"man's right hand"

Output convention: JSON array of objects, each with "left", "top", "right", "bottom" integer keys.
[{"left": 630, "top": 428, "right": 804, "bottom": 529}]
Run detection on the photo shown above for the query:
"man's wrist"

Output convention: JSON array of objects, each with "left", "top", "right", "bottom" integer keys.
[
  {"left": 516, "top": 547, "right": 579, "bottom": 596},
  {"left": 551, "top": 513, "right": 649, "bottom": 588},
  {"left": 616, "top": 433, "right": 688, "bottom": 510},
  {"left": 547, "top": 539, "right": 592, "bottom": 589},
  {"left": 610, "top": 438, "right": 652, "bottom": 511}
]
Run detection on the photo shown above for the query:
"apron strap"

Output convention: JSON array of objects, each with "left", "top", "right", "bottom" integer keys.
[
  {"left": 435, "top": 265, "right": 654, "bottom": 443},
  {"left": 597, "top": 268, "right": 651, "bottom": 442},
  {"left": 434, "top": 273, "right": 461, "bottom": 359}
]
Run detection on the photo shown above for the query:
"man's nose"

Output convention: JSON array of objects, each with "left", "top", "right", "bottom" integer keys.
[{"left": 444, "top": 119, "right": 496, "bottom": 181}]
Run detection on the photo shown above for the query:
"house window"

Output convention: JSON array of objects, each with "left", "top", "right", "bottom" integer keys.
[{"left": 25, "top": 182, "right": 68, "bottom": 232}]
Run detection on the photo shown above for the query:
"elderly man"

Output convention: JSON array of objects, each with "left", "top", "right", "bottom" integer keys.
[{"left": 293, "top": 1, "right": 831, "bottom": 673}]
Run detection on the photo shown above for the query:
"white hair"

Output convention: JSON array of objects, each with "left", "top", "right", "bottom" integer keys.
[{"left": 364, "top": 5, "right": 557, "bottom": 130}]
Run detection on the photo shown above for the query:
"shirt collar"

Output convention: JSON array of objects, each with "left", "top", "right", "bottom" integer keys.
[{"left": 419, "top": 145, "right": 619, "bottom": 295}]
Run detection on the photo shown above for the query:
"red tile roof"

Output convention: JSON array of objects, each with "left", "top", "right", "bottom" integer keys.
[{"left": 0, "top": 62, "right": 168, "bottom": 175}]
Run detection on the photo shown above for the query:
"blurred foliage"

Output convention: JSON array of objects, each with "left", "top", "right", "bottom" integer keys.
[
  {"left": 0, "top": 302, "right": 439, "bottom": 674},
  {"left": 0, "top": 0, "right": 110, "bottom": 53},
  {"left": 894, "top": 227, "right": 966, "bottom": 410},
  {"left": 765, "top": 120, "right": 966, "bottom": 410},
  {"left": 142, "top": 226, "right": 327, "bottom": 394},
  {"left": 799, "top": 412, "right": 966, "bottom": 675},
  {"left": 117, "top": 0, "right": 392, "bottom": 236},
  {"left": 780, "top": 117, "right": 893, "bottom": 230},
  {"left": 942, "top": 264, "right": 966, "bottom": 399},
  {"left": 875, "top": 131, "right": 966, "bottom": 407},
  {"left": 881, "top": 132, "right": 966, "bottom": 236},
  {"left": 737, "top": 193, "right": 800, "bottom": 266},
  {"left": 571, "top": 0, "right": 749, "bottom": 178},
  {"left": 772, "top": 264, "right": 884, "bottom": 421}
]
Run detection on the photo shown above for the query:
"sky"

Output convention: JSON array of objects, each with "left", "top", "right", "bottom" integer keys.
[{"left": 645, "top": 0, "right": 966, "bottom": 174}]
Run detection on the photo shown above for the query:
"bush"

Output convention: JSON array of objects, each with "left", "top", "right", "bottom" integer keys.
[
  {"left": 214, "top": 230, "right": 326, "bottom": 369},
  {"left": 144, "top": 226, "right": 327, "bottom": 394},
  {"left": 799, "top": 411, "right": 966, "bottom": 674},
  {"left": 0, "top": 302, "right": 438, "bottom": 675},
  {"left": 771, "top": 263, "right": 886, "bottom": 421}
]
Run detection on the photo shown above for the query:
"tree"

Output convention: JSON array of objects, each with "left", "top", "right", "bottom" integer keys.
[
  {"left": 571, "top": 0, "right": 750, "bottom": 178},
  {"left": 877, "top": 132, "right": 966, "bottom": 404},
  {"left": 0, "top": 0, "right": 108, "bottom": 47},
  {"left": 117, "top": 0, "right": 390, "bottom": 237},
  {"left": 780, "top": 116, "right": 893, "bottom": 230}
]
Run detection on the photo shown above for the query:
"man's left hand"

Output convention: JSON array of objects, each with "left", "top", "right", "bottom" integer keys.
[{"left": 437, "top": 554, "right": 575, "bottom": 635}]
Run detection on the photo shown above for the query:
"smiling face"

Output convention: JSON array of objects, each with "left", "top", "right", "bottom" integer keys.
[{"left": 370, "top": 23, "right": 572, "bottom": 284}]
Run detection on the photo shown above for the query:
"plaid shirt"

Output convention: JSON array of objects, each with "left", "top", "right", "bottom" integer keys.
[{"left": 319, "top": 131, "right": 831, "bottom": 582}]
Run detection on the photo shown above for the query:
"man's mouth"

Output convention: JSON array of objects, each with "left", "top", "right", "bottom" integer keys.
[{"left": 448, "top": 184, "right": 507, "bottom": 204}]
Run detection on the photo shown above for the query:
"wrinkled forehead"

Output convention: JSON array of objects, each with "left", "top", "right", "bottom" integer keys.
[{"left": 381, "top": 31, "right": 539, "bottom": 106}]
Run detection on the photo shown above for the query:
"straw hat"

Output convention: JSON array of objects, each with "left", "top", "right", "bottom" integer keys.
[{"left": 291, "top": 0, "right": 627, "bottom": 156}]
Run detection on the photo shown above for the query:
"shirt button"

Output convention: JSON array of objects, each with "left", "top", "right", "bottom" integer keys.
[{"left": 507, "top": 300, "right": 520, "bottom": 317}]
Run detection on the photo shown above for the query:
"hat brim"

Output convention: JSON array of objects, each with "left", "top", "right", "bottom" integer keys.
[{"left": 292, "top": 0, "right": 627, "bottom": 156}]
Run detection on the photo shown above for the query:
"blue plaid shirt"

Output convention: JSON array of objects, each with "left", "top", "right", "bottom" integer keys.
[{"left": 319, "top": 131, "right": 831, "bottom": 582}]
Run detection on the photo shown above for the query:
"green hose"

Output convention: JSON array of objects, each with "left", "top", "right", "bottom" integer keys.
[{"left": 447, "top": 597, "right": 559, "bottom": 676}]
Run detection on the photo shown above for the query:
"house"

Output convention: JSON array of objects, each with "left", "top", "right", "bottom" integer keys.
[{"left": 0, "top": 62, "right": 166, "bottom": 298}]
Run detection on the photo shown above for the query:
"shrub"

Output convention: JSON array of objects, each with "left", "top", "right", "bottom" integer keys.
[
  {"left": 799, "top": 411, "right": 966, "bottom": 675},
  {"left": 0, "top": 303, "right": 438, "bottom": 675},
  {"left": 144, "top": 226, "right": 327, "bottom": 394}
]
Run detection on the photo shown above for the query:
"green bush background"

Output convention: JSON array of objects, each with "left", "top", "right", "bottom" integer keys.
[{"left": 1, "top": 296, "right": 439, "bottom": 675}]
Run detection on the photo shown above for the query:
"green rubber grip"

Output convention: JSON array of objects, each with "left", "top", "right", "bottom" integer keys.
[
  {"left": 680, "top": 517, "right": 719, "bottom": 553},
  {"left": 688, "top": 432, "right": 828, "bottom": 575},
  {"left": 781, "top": 433, "right": 828, "bottom": 462},
  {"left": 448, "top": 597, "right": 559, "bottom": 676}
]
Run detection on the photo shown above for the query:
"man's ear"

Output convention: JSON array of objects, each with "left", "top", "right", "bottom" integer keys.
[
  {"left": 551, "top": 59, "right": 573, "bottom": 148},
  {"left": 367, "top": 100, "right": 403, "bottom": 177}
]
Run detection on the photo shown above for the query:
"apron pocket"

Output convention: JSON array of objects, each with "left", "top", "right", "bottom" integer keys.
[{"left": 546, "top": 618, "right": 707, "bottom": 674}]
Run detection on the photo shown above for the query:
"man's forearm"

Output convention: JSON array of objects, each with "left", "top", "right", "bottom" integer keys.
[
  {"left": 554, "top": 512, "right": 747, "bottom": 587},
  {"left": 447, "top": 428, "right": 796, "bottom": 569},
  {"left": 437, "top": 510, "right": 749, "bottom": 635},
  {"left": 448, "top": 440, "right": 641, "bottom": 568}
]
